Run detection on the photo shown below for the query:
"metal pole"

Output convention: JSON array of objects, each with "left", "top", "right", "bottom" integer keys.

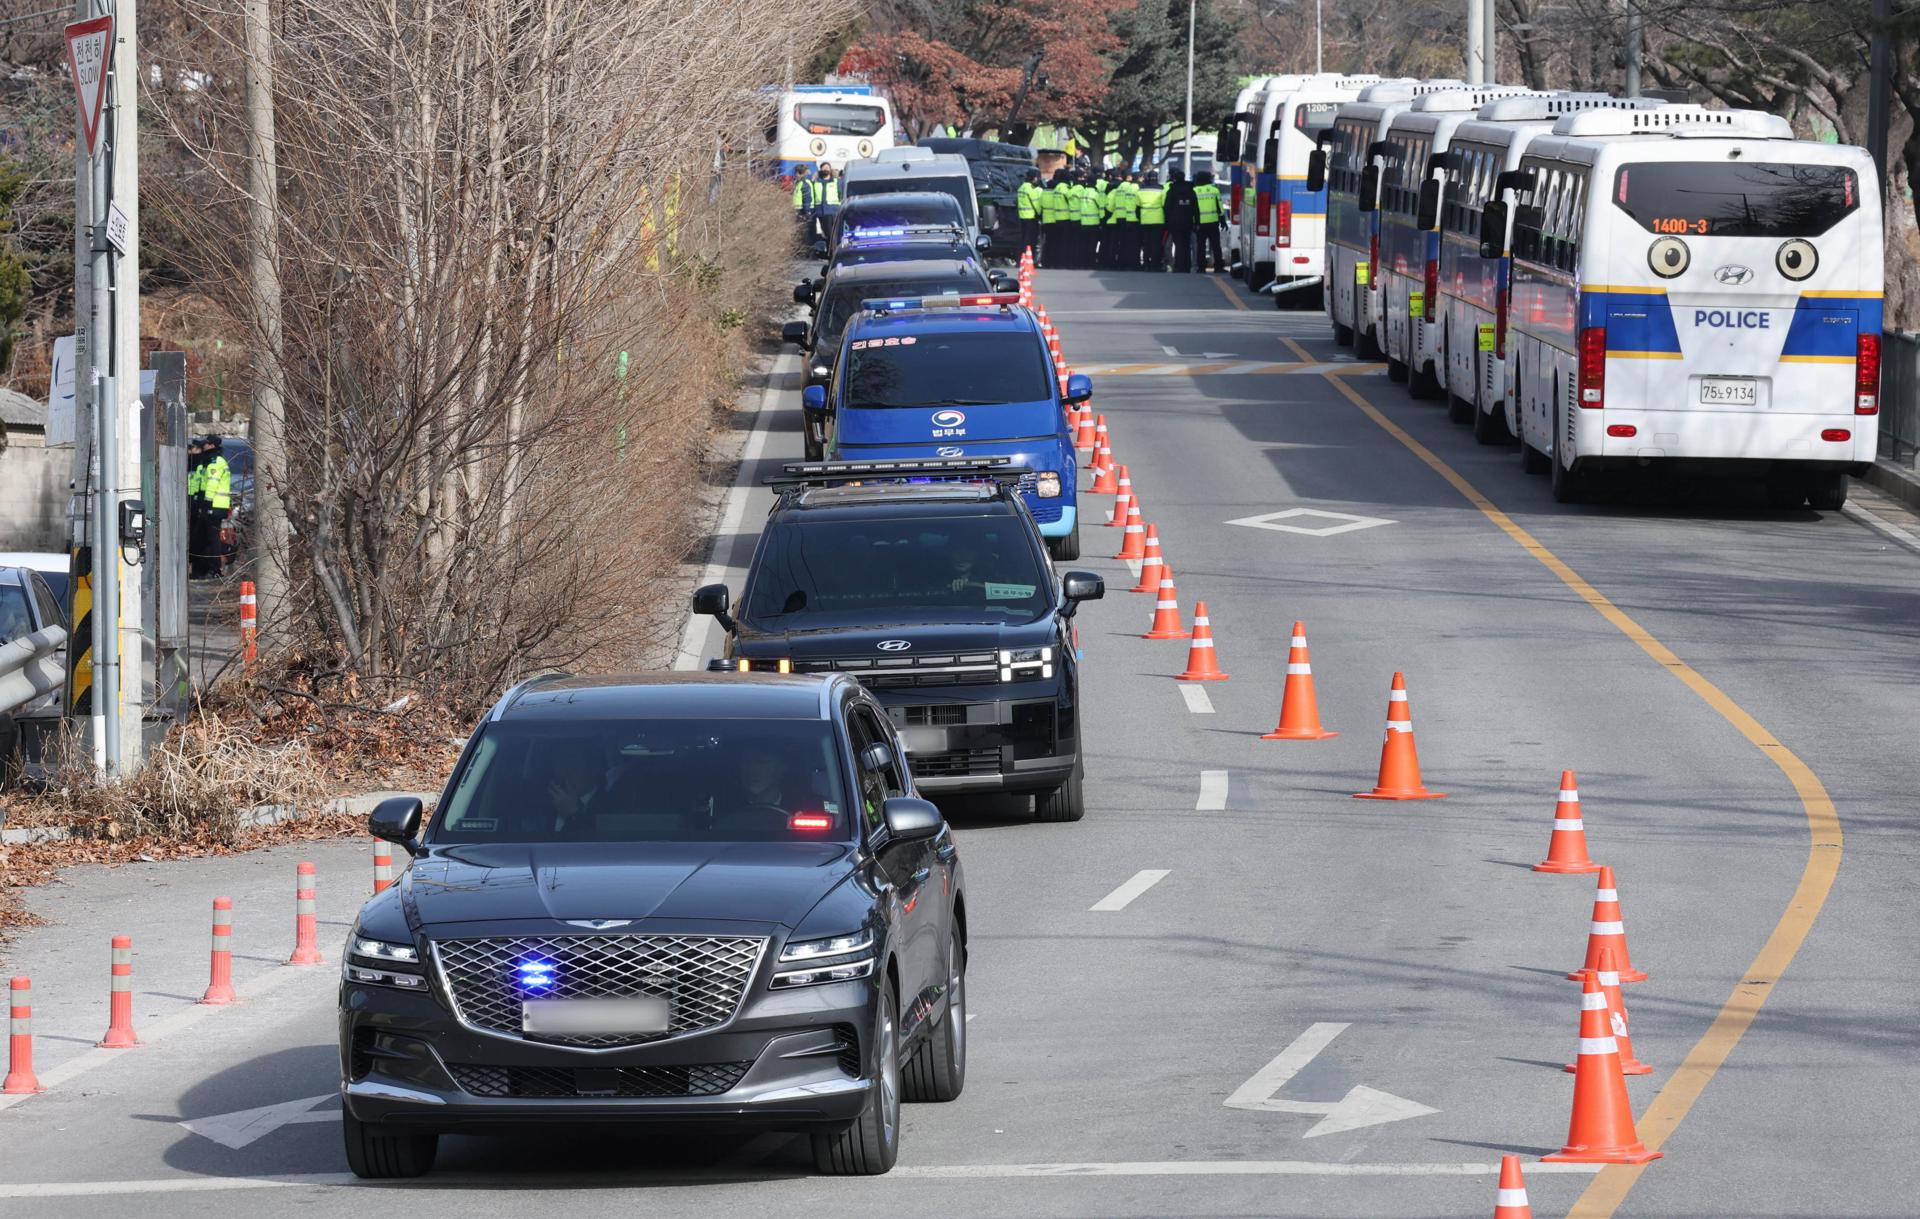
[
  {"left": 242, "top": 0, "right": 289, "bottom": 657},
  {"left": 108, "top": 0, "right": 142, "bottom": 770},
  {"left": 1484, "top": 0, "right": 1499, "bottom": 83},
  {"left": 68, "top": 0, "right": 95, "bottom": 748},
  {"left": 91, "top": 113, "right": 118, "bottom": 775},
  {"left": 1868, "top": 0, "right": 1891, "bottom": 194},
  {"left": 1316, "top": 0, "right": 1323, "bottom": 73},
  {"left": 1183, "top": 0, "right": 1195, "bottom": 176},
  {"left": 1624, "top": 1, "right": 1643, "bottom": 96},
  {"left": 1468, "top": 0, "right": 1486, "bottom": 85}
]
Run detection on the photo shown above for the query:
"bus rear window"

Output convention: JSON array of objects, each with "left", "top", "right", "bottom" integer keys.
[
  {"left": 796, "top": 103, "right": 887, "bottom": 137},
  {"left": 1612, "top": 162, "right": 1858, "bottom": 238},
  {"left": 1293, "top": 103, "right": 1340, "bottom": 136}
]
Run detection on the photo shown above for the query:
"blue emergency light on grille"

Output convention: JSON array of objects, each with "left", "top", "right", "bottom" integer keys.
[
  {"left": 515, "top": 957, "right": 558, "bottom": 994},
  {"left": 860, "top": 293, "right": 1023, "bottom": 315}
]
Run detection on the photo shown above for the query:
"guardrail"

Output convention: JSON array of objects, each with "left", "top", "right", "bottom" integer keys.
[
  {"left": 0, "top": 626, "right": 67, "bottom": 716},
  {"left": 1881, "top": 330, "right": 1920, "bottom": 468}
]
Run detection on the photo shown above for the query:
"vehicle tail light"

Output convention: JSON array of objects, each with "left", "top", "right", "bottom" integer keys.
[
  {"left": 1423, "top": 258, "right": 1439, "bottom": 323},
  {"left": 1607, "top": 424, "right": 1637, "bottom": 437},
  {"left": 1231, "top": 178, "right": 1244, "bottom": 213},
  {"left": 1822, "top": 428, "right": 1852, "bottom": 442},
  {"left": 1256, "top": 187, "right": 1271, "bottom": 236},
  {"left": 1369, "top": 232, "right": 1380, "bottom": 293},
  {"left": 1578, "top": 326, "right": 1606, "bottom": 408},
  {"left": 1495, "top": 278, "right": 1509, "bottom": 359},
  {"left": 1274, "top": 200, "right": 1292, "bottom": 248},
  {"left": 789, "top": 813, "right": 834, "bottom": 833},
  {"left": 1856, "top": 332, "right": 1880, "bottom": 415}
]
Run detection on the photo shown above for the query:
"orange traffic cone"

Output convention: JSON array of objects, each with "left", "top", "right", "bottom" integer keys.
[
  {"left": 1113, "top": 496, "right": 1146, "bottom": 560},
  {"left": 1177, "top": 602, "right": 1228, "bottom": 681},
  {"left": 1542, "top": 971, "right": 1661, "bottom": 1164},
  {"left": 1493, "top": 1155, "right": 1533, "bottom": 1218},
  {"left": 1075, "top": 404, "right": 1098, "bottom": 450},
  {"left": 1088, "top": 422, "right": 1117, "bottom": 492},
  {"left": 1534, "top": 770, "right": 1602, "bottom": 873},
  {"left": 1566, "top": 955, "right": 1651, "bottom": 1076},
  {"left": 1263, "top": 621, "right": 1338, "bottom": 740},
  {"left": 1568, "top": 866, "right": 1647, "bottom": 982},
  {"left": 1129, "top": 525, "right": 1165, "bottom": 592},
  {"left": 1048, "top": 330, "right": 1064, "bottom": 366},
  {"left": 1143, "top": 565, "right": 1185, "bottom": 639},
  {"left": 1106, "top": 467, "right": 1132, "bottom": 526},
  {"left": 1354, "top": 672, "right": 1444, "bottom": 799}
]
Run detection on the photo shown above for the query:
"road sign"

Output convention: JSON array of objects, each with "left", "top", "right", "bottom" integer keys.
[
  {"left": 1224, "top": 1022, "right": 1438, "bottom": 1137},
  {"left": 103, "top": 203, "right": 130, "bottom": 255},
  {"left": 65, "top": 16, "right": 114, "bottom": 158}
]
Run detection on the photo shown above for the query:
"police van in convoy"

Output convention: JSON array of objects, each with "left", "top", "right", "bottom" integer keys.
[
  {"left": 1233, "top": 74, "right": 1383, "bottom": 293},
  {"left": 770, "top": 86, "right": 897, "bottom": 180},
  {"left": 806, "top": 293, "right": 1091, "bottom": 559},
  {"left": 1434, "top": 94, "right": 1665, "bottom": 441},
  {"left": 1500, "top": 107, "right": 1882, "bottom": 507},
  {"left": 1311, "top": 80, "right": 1466, "bottom": 358}
]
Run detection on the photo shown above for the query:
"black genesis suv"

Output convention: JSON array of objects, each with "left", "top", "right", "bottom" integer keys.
[
  {"left": 694, "top": 458, "right": 1104, "bottom": 821},
  {"left": 339, "top": 673, "right": 966, "bottom": 1178}
]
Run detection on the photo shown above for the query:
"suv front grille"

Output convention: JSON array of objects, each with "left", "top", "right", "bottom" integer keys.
[
  {"left": 432, "top": 935, "right": 766, "bottom": 1049},
  {"left": 900, "top": 704, "right": 967, "bottom": 726},
  {"left": 449, "top": 1061, "right": 750, "bottom": 1099},
  {"left": 792, "top": 654, "right": 999, "bottom": 688},
  {"left": 910, "top": 747, "right": 1001, "bottom": 777}
]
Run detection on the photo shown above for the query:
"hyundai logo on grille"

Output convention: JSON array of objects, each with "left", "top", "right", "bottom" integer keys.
[
  {"left": 1715, "top": 264, "right": 1753, "bottom": 285},
  {"left": 938, "top": 446, "right": 965, "bottom": 457},
  {"left": 930, "top": 409, "right": 967, "bottom": 428},
  {"left": 876, "top": 639, "right": 912, "bottom": 652},
  {"left": 564, "top": 919, "right": 632, "bottom": 930}
]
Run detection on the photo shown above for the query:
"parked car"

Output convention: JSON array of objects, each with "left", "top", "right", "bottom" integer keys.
[{"left": 0, "top": 562, "right": 68, "bottom": 788}]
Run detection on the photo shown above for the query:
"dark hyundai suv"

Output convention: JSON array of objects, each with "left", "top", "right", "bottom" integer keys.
[
  {"left": 694, "top": 458, "right": 1103, "bottom": 821},
  {"left": 339, "top": 673, "right": 966, "bottom": 1178}
]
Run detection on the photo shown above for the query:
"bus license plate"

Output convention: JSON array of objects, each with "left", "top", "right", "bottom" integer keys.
[
  {"left": 1699, "top": 377, "right": 1758, "bottom": 406},
  {"left": 522, "top": 996, "right": 669, "bottom": 1036}
]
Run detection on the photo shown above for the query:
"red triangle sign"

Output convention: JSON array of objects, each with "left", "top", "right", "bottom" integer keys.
[{"left": 65, "top": 16, "right": 114, "bottom": 157}]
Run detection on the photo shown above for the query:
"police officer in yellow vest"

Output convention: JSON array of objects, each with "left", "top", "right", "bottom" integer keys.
[
  {"left": 1074, "top": 171, "right": 1102, "bottom": 268},
  {"left": 1017, "top": 170, "right": 1042, "bottom": 261},
  {"left": 1136, "top": 173, "right": 1167, "bottom": 270},
  {"left": 1040, "top": 171, "right": 1072, "bottom": 268},
  {"left": 1105, "top": 173, "right": 1141, "bottom": 269},
  {"left": 1193, "top": 170, "right": 1226, "bottom": 272},
  {"left": 192, "top": 437, "right": 234, "bottom": 578}
]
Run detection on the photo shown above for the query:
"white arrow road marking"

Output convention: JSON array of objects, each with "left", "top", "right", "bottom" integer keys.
[
  {"left": 179, "top": 1094, "right": 338, "bottom": 1150},
  {"left": 1178, "top": 685, "right": 1214, "bottom": 714},
  {"left": 1090, "top": 869, "right": 1170, "bottom": 911},
  {"left": 1197, "top": 770, "right": 1229, "bottom": 810},
  {"left": 1225, "top": 1022, "right": 1438, "bottom": 1138}
]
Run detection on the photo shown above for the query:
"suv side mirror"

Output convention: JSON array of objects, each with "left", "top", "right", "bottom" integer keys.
[
  {"left": 975, "top": 234, "right": 992, "bottom": 251},
  {"left": 781, "top": 321, "right": 809, "bottom": 347},
  {"left": 1064, "top": 373, "right": 1092, "bottom": 405},
  {"left": 860, "top": 741, "right": 895, "bottom": 774},
  {"left": 692, "top": 583, "right": 735, "bottom": 633},
  {"left": 1061, "top": 571, "right": 1104, "bottom": 604},
  {"left": 810, "top": 238, "right": 828, "bottom": 258},
  {"left": 1306, "top": 148, "right": 1327, "bottom": 193},
  {"left": 989, "top": 269, "right": 1016, "bottom": 291},
  {"left": 1416, "top": 178, "right": 1441, "bottom": 231},
  {"left": 1358, "top": 164, "right": 1381, "bottom": 213},
  {"left": 793, "top": 281, "right": 815, "bottom": 305},
  {"left": 368, "top": 797, "right": 425, "bottom": 858},
  {"left": 801, "top": 383, "right": 828, "bottom": 415},
  {"left": 1479, "top": 200, "right": 1508, "bottom": 259},
  {"left": 881, "top": 796, "right": 943, "bottom": 841}
]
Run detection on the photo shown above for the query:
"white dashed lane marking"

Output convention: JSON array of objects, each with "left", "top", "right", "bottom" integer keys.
[
  {"left": 1196, "top": 770, "right": 1228, "bottom": 810},
  {"left": 1179, "top": 685, "right": 1214, "bottom": 714},
  {"left": 1090, "top": 869, "right": 1171, "bottom": 912}
]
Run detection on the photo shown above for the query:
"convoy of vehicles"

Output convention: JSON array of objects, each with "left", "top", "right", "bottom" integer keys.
[{"left": 1227, "top": 74, "right": 1381, "bottom": 292}]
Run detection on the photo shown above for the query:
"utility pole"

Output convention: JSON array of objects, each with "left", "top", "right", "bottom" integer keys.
[
  {"left": 1867, "top": 0, "right": 1891, "bottom": 194},
  {"left": 242, "top": 0, "right": 289, "bottom": 654},
  {"left": 1484, "top": 0, "right": 1499, "bottom": 83},
  {"left": 1624, "top": 1, "right": 1644, "bottom": 96},
  {"left": 1183, "top": 0, "right": 1195, "bottom": 176},
  {"left": 1316, "top": 0, "right": 1323, "bottom": 73},
  {"left": 1468, "top": 0, "right": 1487, "bottom": 84}
]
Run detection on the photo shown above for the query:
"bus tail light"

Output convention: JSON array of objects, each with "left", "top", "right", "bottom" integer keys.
[
  {"left": 1231, "top": 177, "right": 1244, "bottom": 214},
  {"left": 1423, "top": 258, "right": 1439, "bottom": 323},
  {"left": 1494, "top": 281, "right": 1509, "bottom": 359},
  {"left": 1577, "top": 327, "right": 1607, "bottom": 407},
  {"left": 1255, "top": 187, "right": 1271, "bottom": 236},
  {"left": 1856, "top": 332, "right": 1880, "bottom": 415},
  {"left": 1822, "top": 428, "right": 1852, "bottom": 442},
  {"left": 1274, "top": 200, "right": 1292, "bottom": 247},
  {"left": 1607, "top": 424, "right": 1637, "bottom": 438},
  {"left": 1368, "top": 233, "right": 1380, "bottom": 293}
]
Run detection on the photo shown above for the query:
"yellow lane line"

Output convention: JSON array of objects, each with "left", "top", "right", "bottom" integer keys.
[
  {"left": 1320, "top": 371, "right": 1843, "bottom": 1219},
  {"left": 1281, "top": 336, "right": 1315, "bottom": 363},
  {"left": 1209, "top": 275, "right": 1251, "bottom": 311}
]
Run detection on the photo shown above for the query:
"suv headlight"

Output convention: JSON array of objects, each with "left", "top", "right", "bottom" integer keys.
[
  {"left": 345, "top": 934, "right": 428, "bottom": 989},
  {"left": 772, "top": 929, "right": 876, "bottom": 989},
  {"left": 1000, "top": 646, "right": 1054, "bottom": 682},
  {"left": 1034, "top": 472, "right": 1062, "bottom": 498}
]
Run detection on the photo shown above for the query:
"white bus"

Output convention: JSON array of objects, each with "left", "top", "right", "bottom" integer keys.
[
  {"left": 1434, "top": 95, "right": 1664, "bottom": 442},
  {"left": 1313, "top": 80, "right": 1466, "bottom": 358},
  {"left": 1504, "top": 108, "right": 1882, "bottom": 507},
  {"left": 1238, "top": 75, "right": 1383, "bottom": 293},
  {"left": 770, "top": 87, "right": 897, "bottom": 181}
]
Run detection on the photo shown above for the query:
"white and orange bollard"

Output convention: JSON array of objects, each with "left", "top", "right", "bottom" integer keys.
[
  {"left": 288, "top": 862, "right": 324, "bottom": 965},
  {"left": 97, "top": 936, "right": 140, "bottom": 1048},
  {"left": 239, "top": 580, "right": 258, "bottom": 666},
  {"left": 4, "top": 977, "right": 42, "bottom": 1093},
  {"left": 373, "top": 840, "right": 394, "bottom": 894},
  {"left": 201, "top": 897, "right": 236, "bottom": 1005}
]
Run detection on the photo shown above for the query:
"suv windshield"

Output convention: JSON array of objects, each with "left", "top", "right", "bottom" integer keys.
[
  {"left": 745, "top": 515, "right": 1049, "bottom": 627},
  {"left": 795, "top": 102, "right": 886, "bottom": 137},
  {"left": 846, "top": 333, "right": 1053, "bottom": 408},
  {"left": 845, "top": 175, "right": 977, "bottom": 224},
  {"left": 818, "top": 273, "right": 986, "bottom": 343},
  {"left": 432, "top": 719, "right": 853, "bottom": 844}
]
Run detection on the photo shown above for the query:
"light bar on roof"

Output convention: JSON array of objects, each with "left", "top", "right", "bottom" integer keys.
[{"left": 860, "top": 293, "right": 1022, "bottom": 314}]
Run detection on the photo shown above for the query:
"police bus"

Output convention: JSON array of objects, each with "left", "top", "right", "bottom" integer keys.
[
  {"left": 1311, "top": 80, "right": 1466, "bottom": 358},
  {"left": 1239, "top": 75, "right": 1383, "bottom": 294},
  {"left": 1502, "top": 107, "right": 1882, "bottom": 507},
  {"left": 1223, "top": 76, "right": 1293, "bottom": 235},
  {"left": 1434, "top": 95, "right": 1664, "bottom": 442},
  {"left": 1374, "top": 87, "right": 1534, "bottom": 394},
  {"left": 769, "top": 86, "right": 897, "bottom": 181}
]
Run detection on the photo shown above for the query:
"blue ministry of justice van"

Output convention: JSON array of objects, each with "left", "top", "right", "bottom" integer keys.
[{"left": 802, "top": 293, "right": 1092, "bottom": 560}]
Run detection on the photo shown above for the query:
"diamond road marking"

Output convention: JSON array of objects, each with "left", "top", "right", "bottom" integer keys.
[{"left": 1224, "top": 508, "right": 1396, "bottom": 537}]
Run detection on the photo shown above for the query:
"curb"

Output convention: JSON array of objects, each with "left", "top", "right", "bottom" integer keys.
[
  {"left": 1858, "top": 456, "right": 1920, "bottom": 512},
  {"left": 0, "top": 790, "right": 435, "bottom": 847}
]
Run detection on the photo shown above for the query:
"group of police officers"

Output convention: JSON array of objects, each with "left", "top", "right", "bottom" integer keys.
[{"left": 1018, "top": 165, "right": 1225, "bottom": 273}]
